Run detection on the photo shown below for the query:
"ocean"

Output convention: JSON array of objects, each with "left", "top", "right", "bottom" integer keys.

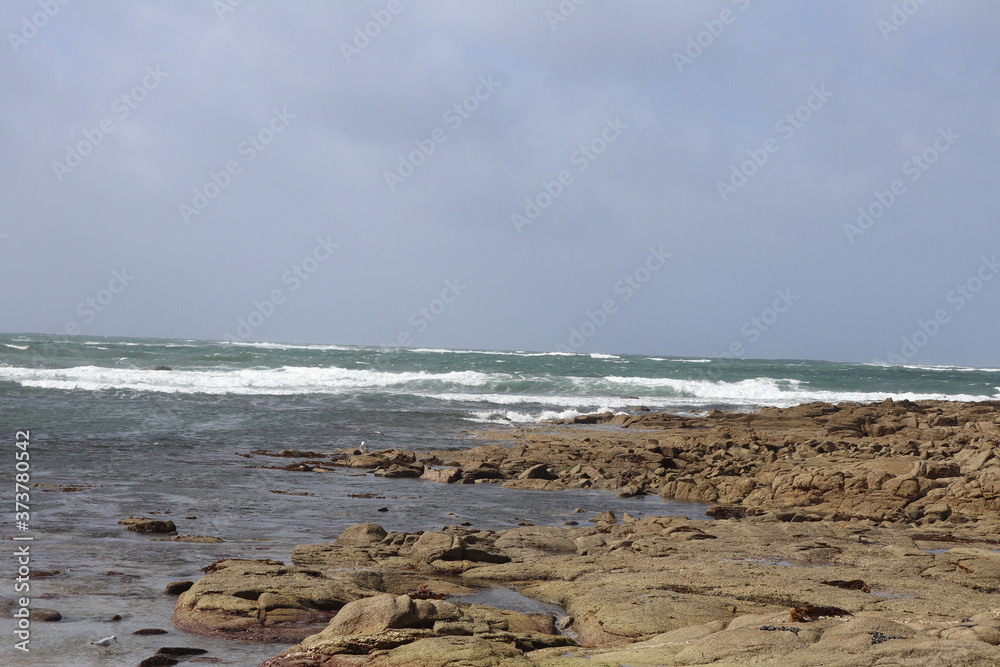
[{"left": 2, "top": 333, "right": 999, "bottom": 665}]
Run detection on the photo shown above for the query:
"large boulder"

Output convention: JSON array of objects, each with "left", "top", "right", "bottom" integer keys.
[
  {"left": 321, "top": 593, "right": 452, "bottom": 636},
  {"left": 262, "top": 595, "right": 567, "bottom": 666},
  {"left": 398, "top": 529, "right": 512, "bottom": 567},
  {"left": 403, "top": 532, "right": 464, "bottom": 563},
  {"left": 367, "top": 636, "right": 533, "bottom": 667},
  {"left": 172, "top": 559, "right": 383, "bottom": 642},
  {"left": 334, "top": 523, "right": 388, "bottom": 547}
]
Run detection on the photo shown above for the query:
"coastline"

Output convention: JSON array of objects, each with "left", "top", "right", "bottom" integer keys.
[{"left": 168, "top": 398, "right": 1000, "bottom": 665}]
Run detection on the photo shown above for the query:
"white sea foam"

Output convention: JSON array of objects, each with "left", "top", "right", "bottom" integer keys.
[
  {"left": 1, "top": 365, "right": 504, "bottom": 395},
  {"left": 463, "top": 408, "right": 585, "bottom": 424},
  {"left": 3, "top": 362, "right": 996, "bottom": 409},
  {"left": 224, "top": 341, "right": 354, "bottom": 352},
  {"left": 899, "top": 364, "right": 1000, "bottom": 373},
  {"left": 589, "top": 353, "right": 621, "bottom": 359},
  {"left": 1, "top": 344, "right": 29, "bottom": 350},
  {"left": 409, "top": 347, "right": 580, "bottom": 358}
]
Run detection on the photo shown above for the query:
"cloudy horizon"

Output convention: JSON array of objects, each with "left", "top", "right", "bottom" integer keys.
[{"left": 2, "top": 1, "right": 998, "bottom": 367}]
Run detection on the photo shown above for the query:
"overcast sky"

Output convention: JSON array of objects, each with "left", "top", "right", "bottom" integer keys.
[{"left": 2, "top": 1, "right": 998, "bottom": 365}]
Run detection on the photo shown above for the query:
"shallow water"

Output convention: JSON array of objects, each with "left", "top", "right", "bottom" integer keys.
[
  {"left": 454, "top": 586, "right": 565, "bottom": 618},
  {"left": 3, "top": 461, "right": 709, "bottom": 666}
]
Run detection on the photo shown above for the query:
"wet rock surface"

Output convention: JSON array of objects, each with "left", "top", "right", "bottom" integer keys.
[{"left": 183, "top": 400, "right": 1000, "bottom": 665}]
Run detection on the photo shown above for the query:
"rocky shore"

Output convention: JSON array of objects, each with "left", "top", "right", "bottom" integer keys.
[{"left": 173, "top": 399, "right": 1000, "bottom": 665}]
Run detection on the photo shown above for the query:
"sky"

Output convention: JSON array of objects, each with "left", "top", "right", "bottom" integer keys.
[{"left": 1, "top": 0, "right": 998, "bottom": 366}]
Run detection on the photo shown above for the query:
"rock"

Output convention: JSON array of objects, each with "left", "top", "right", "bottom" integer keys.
[
  {"left": 263, "top": 596, "right": 566, "bottom": 665},
  {"left": 334, "top": 523, "right": 388, "bottom": 547},
  {"left": 233, "top": 400, "right": 1000, "bottom": 665},
  {"left": 366, "top": 636, "right": 533, "bottom": 666},
  {"left": 172, "top": 559, "right": 383, "bottom": 642},
  {"left": 138, "top": 656, "right": 178, "bottom": 667},
  {"left": 120, "top": 517, "right": 177, "bottom": 534},
  {"left": 517, "top": 464, "right": 557, "bottom": 480},
  {"left": 155, "top": 647, "right": 209, "bottom": 656},
  {"left": 375, "top": 464, "right": 423, "bottom": 478},
  {"left": 150, "top": 365, "right": 172, "bottom": 371},
  {"left": 589, "top": 510, "right": 617, "bottom": 524},
  {"left": 165, "top": 580, "right": 194, "bottom": 595},
  {"left": 404, "top": 532, "right": 464, "bottom": 563},
  {"left": 345, "top": 453, "right": 384, "bottom": 468},
  {"left": 321, "top": 593, "right": 429, "bottom": 635},
  {"left": 171, "top": 535, "right": 223, "bottom": 543},
  {"left": 494, "top": 526, "right": 579, "bottom": 560},
  {"left": 422, "top": 467, "right": 463, "bottom": 483},
  {"left": 33, "top": 608, "right": 62, "bottom": 622},
  {"left": 789, "top": 605, "right": 852, "bottom": 622},
  {"left": 924, "top": 502, "right": 952, "bottom": 520},
  {"left": 133, "top": 628, "right": 169, "bottom": 635}
]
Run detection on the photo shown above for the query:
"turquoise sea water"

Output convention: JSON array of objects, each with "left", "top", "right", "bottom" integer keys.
[{"left": 1, "top": 333, "right": 998, "bottom": 665}]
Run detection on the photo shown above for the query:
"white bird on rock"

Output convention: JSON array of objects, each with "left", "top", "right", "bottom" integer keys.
[{"left": 359, "top": 441, "right": 369, "bottom": 454}]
